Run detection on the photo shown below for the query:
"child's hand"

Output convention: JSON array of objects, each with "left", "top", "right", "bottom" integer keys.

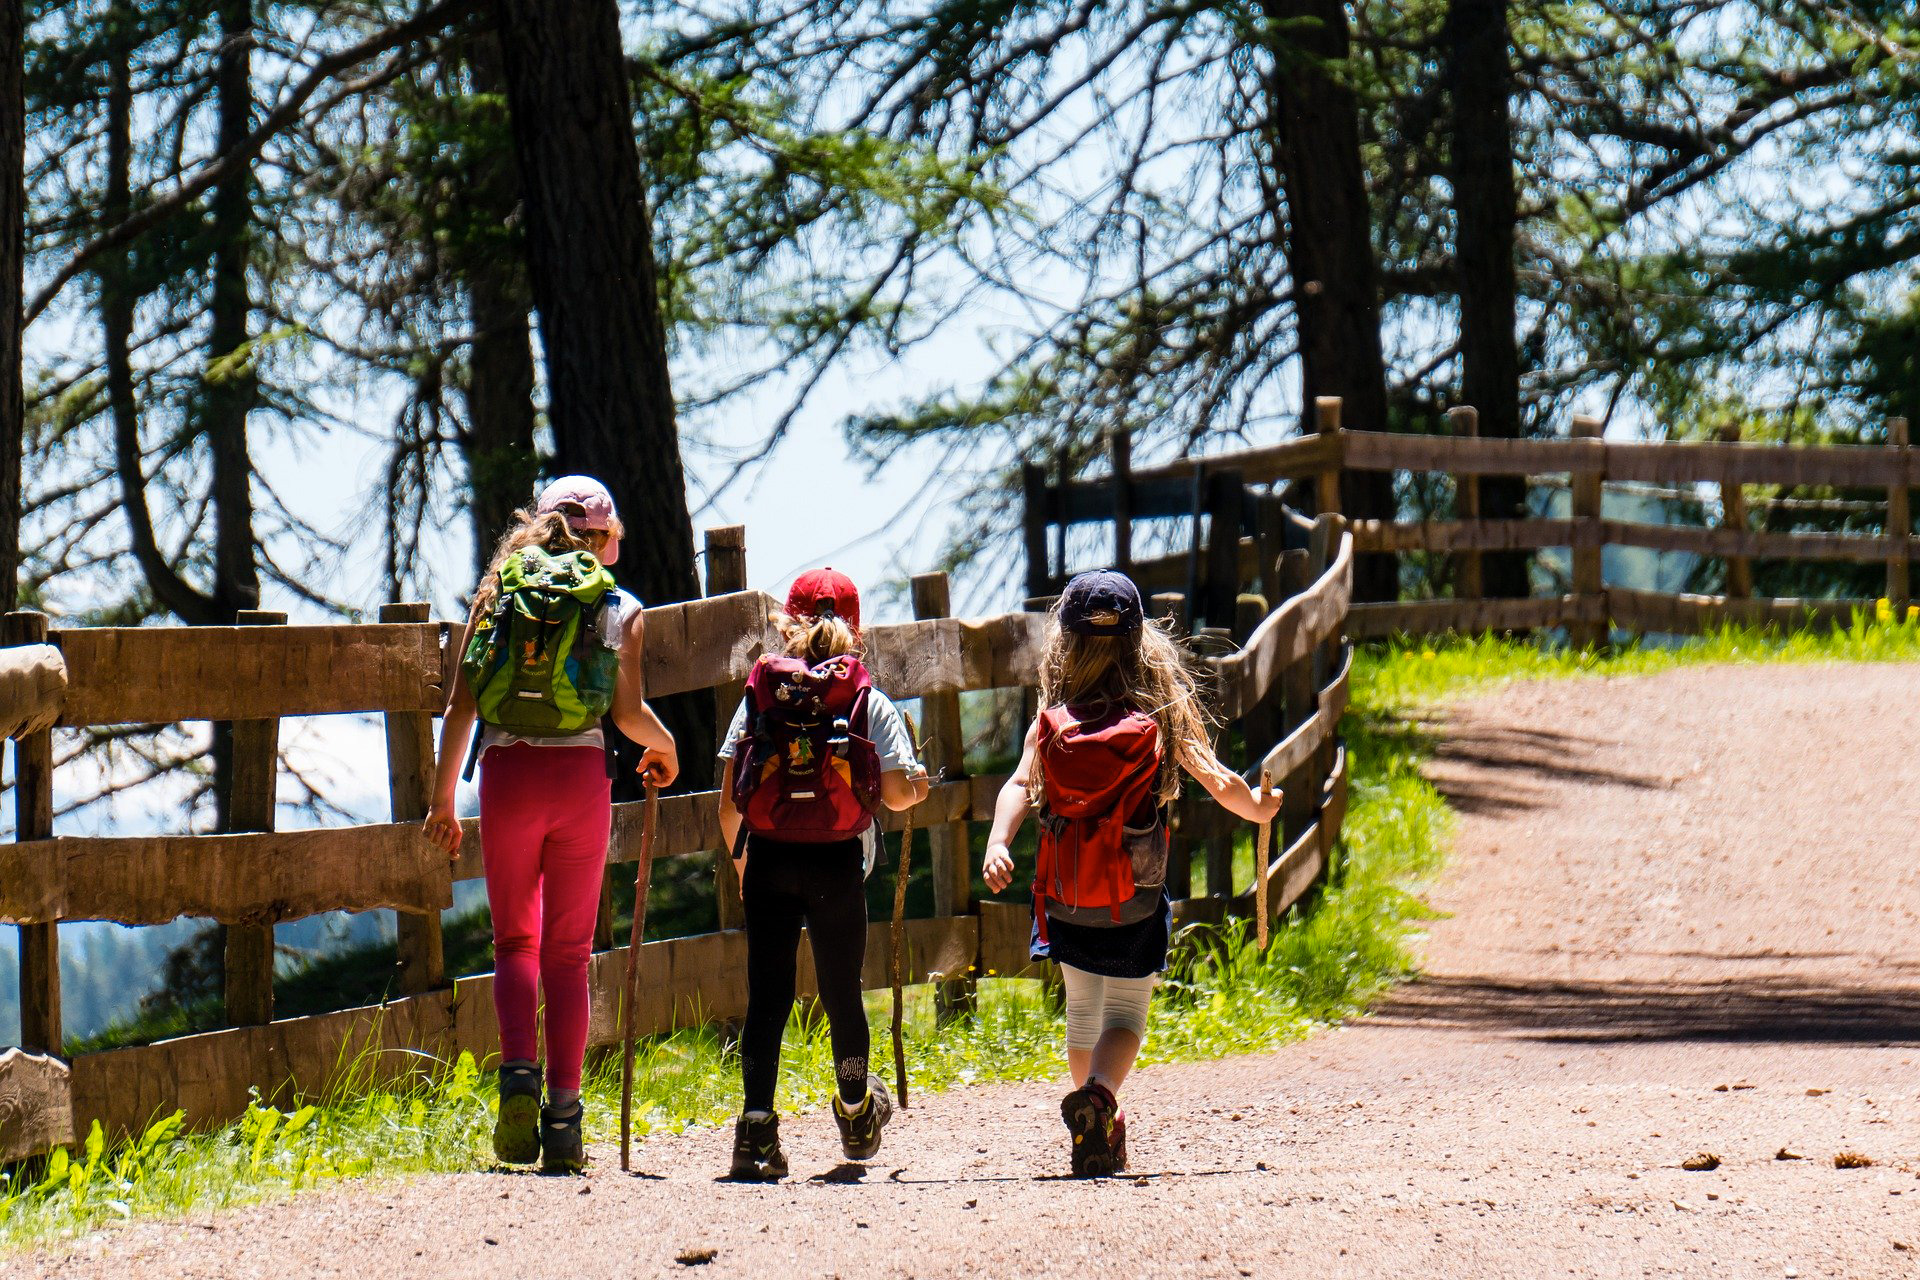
[
  {"left": 983, "top": 842, "right": 1016, "bottom": 893},
  {"left": 423, "top": 800, "right": 463, "bottom": 860},
  {"left": 639, "top": 744, "right": 679, "bottom": 787},
  {"left": 1252, "top": 784, "right": 1283, "bottom": 824}
]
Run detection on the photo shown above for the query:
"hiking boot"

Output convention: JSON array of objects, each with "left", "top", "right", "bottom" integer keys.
[
  {"left": 539, "top": 1101, "right": 586, "bottom": 1175},
  {"left": 832, "top": 1076, "right": 893, "bottom": 1161},
  {"left": 492, "top": 1062, "right": 542, "bottom": 1165},
  {"left": 1061, "top": 1080, "right": 1122, "bottom": 1177},
  {"left": 729, "top": 1111, "right": 788, "bottom": 1181}
]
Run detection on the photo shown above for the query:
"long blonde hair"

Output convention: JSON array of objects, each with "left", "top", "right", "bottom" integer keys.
[
  {"left": 774, "top": 611, "right": 859, "bottom": 664},
  {"left": 1031, "top": 611, "right": 1215, "bottom": 806},
  {"left": 470, "top": 506, "right": 625, "bottom": 616}
]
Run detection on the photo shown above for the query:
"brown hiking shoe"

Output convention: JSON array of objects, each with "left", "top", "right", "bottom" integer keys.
[
  {"left": 729, "top": 1111, "right": 788, "bottom": 1181},
  {"left": 832, "top": 1076, "right": 893, "bottom": 1161}
]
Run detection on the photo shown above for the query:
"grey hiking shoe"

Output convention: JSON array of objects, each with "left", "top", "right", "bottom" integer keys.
[
  {"left": 831, "top": 1076, "right": 893, "bottom": 1161},
  {"left": 540, "top": 1101, "right": 586, "bottom": 1175},
  {"left": 729, "top": 1111, "right": 788, "bottom": 1181},
  {"left": 493, "top": 1062, "right": 542, "bottom": 1165}
]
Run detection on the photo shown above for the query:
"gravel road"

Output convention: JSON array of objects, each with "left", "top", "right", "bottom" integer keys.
[{"left": 27, "top": 662, "right": 1920, "bottom": 1278}]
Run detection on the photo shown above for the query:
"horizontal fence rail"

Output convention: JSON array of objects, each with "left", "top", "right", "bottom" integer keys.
[
  {"left": 0, "top": 517, "right": 1353, "bottom": 1156},
  {"left": 1024, "top": 400, "right": 1911, "bottom": 649}
]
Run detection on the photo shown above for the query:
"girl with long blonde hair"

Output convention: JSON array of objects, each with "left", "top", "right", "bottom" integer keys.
[
  {"left": 423, "top": 477, "right": 678, "bottom": 1174},
  {"left": 983, "top": 569, "right": 1280, "bottom": 1177}
]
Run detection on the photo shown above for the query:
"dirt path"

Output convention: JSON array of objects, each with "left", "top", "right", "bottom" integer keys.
[{"left": 27, "top": 663, "right": 1920, "bottom": 1278}]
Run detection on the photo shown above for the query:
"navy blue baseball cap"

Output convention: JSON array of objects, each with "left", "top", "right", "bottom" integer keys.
[{"left": 1059, "top": 569, "right": 1144, "bottom": 636}]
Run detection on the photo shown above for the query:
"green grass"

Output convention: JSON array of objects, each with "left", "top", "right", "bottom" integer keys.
[{"left": 10, "top": 612, "right": 1917, "bottom": 1249}]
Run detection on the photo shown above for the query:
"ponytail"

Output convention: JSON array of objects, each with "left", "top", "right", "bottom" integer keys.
[{"left": 774, "top": 611, "right": 859, "bottom": 663}]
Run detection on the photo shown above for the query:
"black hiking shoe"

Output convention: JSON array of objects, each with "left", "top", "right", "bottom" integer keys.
[
  {"left": 539, "top": 1101, "right": 586, "bottom": 1175},
  {"left": 729, "top": 1111, "right": 788, "bottom": 1181},
  {"left": 493, "top": 1062, "right": 542, "bottom": 1165},
  {"left": 1061, "top": 1081, "right": 1122, "bottom": 1177},
  {"left": 832, "top": 1076, "right": 893, "bottom": 1161}
]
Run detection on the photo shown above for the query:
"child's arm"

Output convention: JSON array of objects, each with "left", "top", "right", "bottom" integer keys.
[
  {"left": 1176, "top": 733, "right": 1282, "bottom": 824},
  {"left": 982, "top": 717, "right": 1041, "bottom": 893},
  {"left": 609, "top": 603, "right": 679, "bottom": 785},
  {"left": 423, "top": 614, "right": 481, "bottom": 858},
  {"left": 718, "top": 754, "right": 742, "bottom": 861},
  {"left": 876, "top": 694, "right": 930, "bottom": 812}
]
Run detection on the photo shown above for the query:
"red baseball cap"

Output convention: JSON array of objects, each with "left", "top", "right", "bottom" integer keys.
[
  {"left": 786, "top": 567, "right": 860, "bottom": 634},
  {"left": 535, "top": 475, "right": 620, "bottom": 565}
]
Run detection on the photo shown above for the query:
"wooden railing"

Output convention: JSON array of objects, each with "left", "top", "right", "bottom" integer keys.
[
  {"left": 0, "top": 519, "right": 1353, "bottom": 1158},
  {"left": 1025, "top": 399, "right": 1914, "bottom": 647}
]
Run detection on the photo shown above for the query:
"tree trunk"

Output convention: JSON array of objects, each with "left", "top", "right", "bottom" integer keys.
[
  {"left": 1448, "top": 0, "right": 1530, "bottom": 599},
  {"left": 206, "top": 0, "right": 260, "bottom": 830},
  {"left": 0, "top": 0, "right": 23, "bottom": 614},
  {"left": 486, "top": 0, "right": 698, "bottom": 609},
  {"left": 104, "top": 23, "right": 221, "bottom": 627},
  {"left": 458, "top": 29, "right": 537, "bottom": 574},
  {"left": 206, "top": 0, "right": 259, "bottom": 621},
  {"left": 488, "top": 0, "right": 710, "bottom": 786},
  {"left": 1260, "top": 0, "right": 1397, "bottom": 602}
]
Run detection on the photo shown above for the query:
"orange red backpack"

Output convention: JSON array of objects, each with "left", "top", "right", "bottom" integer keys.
[{"left": 1032, "top": 704, "right": 1169, "bottom": 939}]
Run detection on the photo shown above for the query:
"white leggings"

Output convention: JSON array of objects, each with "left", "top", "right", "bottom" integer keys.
[{"left": 1059, "top": 964, "right": 1157, "bottom": 1051}]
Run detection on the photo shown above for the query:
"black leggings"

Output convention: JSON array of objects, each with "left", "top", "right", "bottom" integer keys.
[{"left": 740, "top": 835, "right": 870, "bottom": 1112}]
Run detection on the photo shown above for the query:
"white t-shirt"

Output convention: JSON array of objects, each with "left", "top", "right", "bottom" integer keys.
[{"left": 479, "top": 587, "right": 641, "bottom": 757}]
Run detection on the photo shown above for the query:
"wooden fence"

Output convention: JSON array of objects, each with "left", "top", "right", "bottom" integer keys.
[
  {"left": 1025, "top": 399, "right": 1913, "bottom": 648},
  {"left": 0, "top": 519, "right": 1353, "bottom": 1159}
]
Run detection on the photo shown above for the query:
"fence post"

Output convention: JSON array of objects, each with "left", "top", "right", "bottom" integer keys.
[
  {"left": 1313, "top": 396, "right": 1344, "bottom": 518},
  {"left": 1568, "top": 414, "right": 1606, "bottom": 648},
  {"left": 706, "top": 525, "right": 749, "bottom": 932},
  {"left": 1889, "top": 417, "right": 1911, "bottom": 617},
  {"left": 1716, "top": 422, "right": 1753, "bottom": 601},
  {"left": 1447, "top": 406, "right": 1483, "bottom": 602},
  {"left": 3, "top": 612, "right": 60, "bottom": 1054},
  {"left": 1110, "top": 428, "right": 1133, "bottom": 577},
  {"left": 911, "top": 572, "right": 976, "bottom": 1020},
  {"left": 1274, "top": 551, "right": 1317, "bottom": 852},
  {"left": 1194, "top": 624, "right": 1236, "bottom": 902},
  {"left": 224, "top": 609, "right": 285, "bottom": 1027},
  {"left": 1204, "top": 468, "right": 1244, "bottom": 630},
  {"left": 1022, "top": 462, "right": 1051, "bottom": 600},
  {"left": 382, "top": 602, "right": 445, "bottom": 993}
]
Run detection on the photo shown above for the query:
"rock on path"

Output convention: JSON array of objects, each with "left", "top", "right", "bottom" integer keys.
[{"left": 29, "top": 663, "right": 1920, "bottom": 1278}]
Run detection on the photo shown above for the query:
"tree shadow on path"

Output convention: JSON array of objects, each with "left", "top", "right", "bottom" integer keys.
[{"left": 1375, "top": 973, "right": 1920, "bottom": 1045}]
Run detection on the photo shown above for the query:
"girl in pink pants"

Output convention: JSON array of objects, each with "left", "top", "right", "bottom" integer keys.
[{"left": 425, "top": 477, "right": 678, "bottom": 1174}]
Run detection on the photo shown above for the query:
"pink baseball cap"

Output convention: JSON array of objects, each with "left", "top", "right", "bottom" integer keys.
[{"left": 535, "top": 475, "right": 621, "bottom": 565}]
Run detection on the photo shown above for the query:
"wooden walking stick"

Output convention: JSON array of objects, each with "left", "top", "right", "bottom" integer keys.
[
  {"left": 889, "top": 712, "right": 921, "bottom": 1108},
  {"left": 890, "top": 795, "right": 915, "bottom": 1109},
  {"left": 1254, "top": 767, "right": 1273, "bottom": 952},
  {"left": 619, "top": 780, "right": 660, "bottom": 1173}
]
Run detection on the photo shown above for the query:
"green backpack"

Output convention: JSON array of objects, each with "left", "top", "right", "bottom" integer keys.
[{"left": 461, "top": 546, "right": 621, "bottom": 739}]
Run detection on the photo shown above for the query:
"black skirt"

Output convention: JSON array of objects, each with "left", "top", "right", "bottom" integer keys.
[{"left": 1029, "top": 891, "right": 1171, "bottom": 980}]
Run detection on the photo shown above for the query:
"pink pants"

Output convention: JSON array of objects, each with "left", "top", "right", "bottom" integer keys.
[{"left": 477, "top": 743, "right": 611, "bottom": 1091}]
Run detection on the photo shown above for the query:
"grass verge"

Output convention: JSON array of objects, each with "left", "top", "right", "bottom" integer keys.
[{"left": 11, "top": 616, "right": 1914, "bottom": 1248}]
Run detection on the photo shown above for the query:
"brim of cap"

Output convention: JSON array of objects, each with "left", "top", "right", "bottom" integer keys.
[
  {"left": 556, "top": 516, "right": 619, "bottom": 565},
  {"left": 1065, "top": 616, "right": 1141, "bottom": 636}
]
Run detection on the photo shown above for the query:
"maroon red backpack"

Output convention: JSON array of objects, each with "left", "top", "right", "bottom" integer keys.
[
  {"left": 730, "top": 652, "right": 882, "bottom": 842},
  {"left": 1033, "top": 704, "right": 1168, "bottom": 939}
]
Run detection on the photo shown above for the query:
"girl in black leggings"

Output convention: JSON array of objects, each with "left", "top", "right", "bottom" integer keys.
[{"left": 716, "top": 568, "right": 927, "bottom": 1180}]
